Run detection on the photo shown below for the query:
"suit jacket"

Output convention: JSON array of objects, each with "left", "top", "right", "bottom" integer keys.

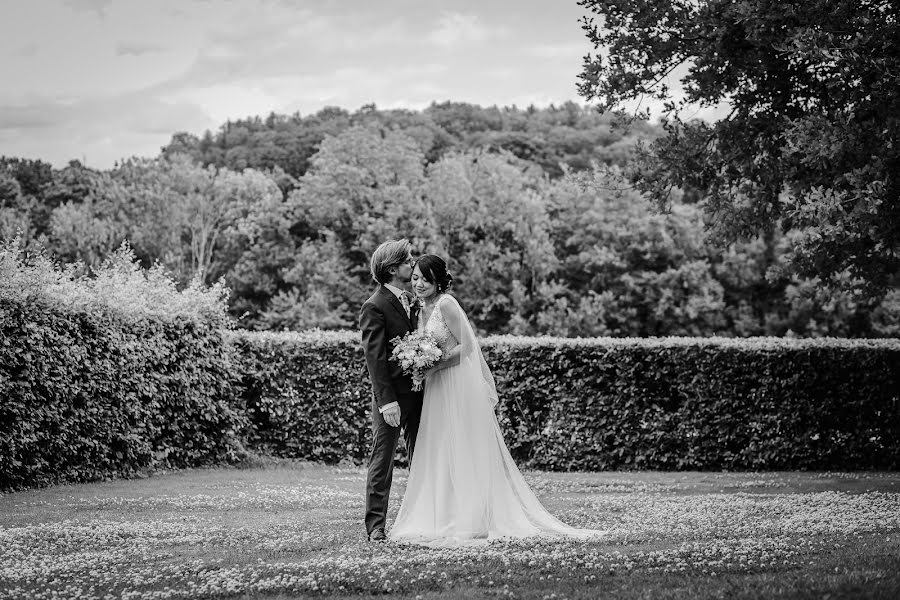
[{"left": 359, "top": 285, "right": 419, "bottom": 409}]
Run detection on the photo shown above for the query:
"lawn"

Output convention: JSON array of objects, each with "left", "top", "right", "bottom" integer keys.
[{"left": 1, "top": 461, "right": 898, "bottom": 599}]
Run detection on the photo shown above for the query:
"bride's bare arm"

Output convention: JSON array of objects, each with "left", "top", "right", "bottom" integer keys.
[{"left": 426, "top": 300, "right": 463, "bottom": 373}]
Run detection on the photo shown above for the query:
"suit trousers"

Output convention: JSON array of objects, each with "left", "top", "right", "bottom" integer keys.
[{"left": 365, "top": 392, "right": 422, "bottom": 535}]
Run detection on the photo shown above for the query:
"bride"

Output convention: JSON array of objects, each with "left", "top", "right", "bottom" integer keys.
[{"left": 389, "top": 254, "right": 601, "bottom": 546}]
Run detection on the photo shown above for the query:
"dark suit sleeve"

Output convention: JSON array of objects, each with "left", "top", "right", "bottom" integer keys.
[{"left": 360, "top": 300, "right": 397, "bottom": 409}]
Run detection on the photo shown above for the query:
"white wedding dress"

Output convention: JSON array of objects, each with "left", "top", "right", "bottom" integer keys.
[{"left": 389, "top": 294, "right": 600, "bottom": 546}]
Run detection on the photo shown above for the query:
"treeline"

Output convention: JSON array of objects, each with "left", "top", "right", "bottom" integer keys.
[
  {"left": 162, "top": 101, "right": 659, "bottom": 181},
  {"left": 1, "top": 102, "right": 898, "bottom": 337}
]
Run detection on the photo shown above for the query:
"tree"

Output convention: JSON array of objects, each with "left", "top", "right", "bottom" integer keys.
[
  {"left": 211, "top": 168, "right": 292, "bottom": 326},
  {"left": 275, "top": 126, "right": 434, "bottom": 328},
  {"left": 289, "top": 125, "right": 432, "bottom": 258},
  {"left": 109, "top": 155, "right": 282, "bottom": 287},
  {"left": 48, "top": 195, "right": 127, "bottom": 269},
  {"left": 9, "top": 160, "right": 102, "bottom": 237},
  {"left": 0, "top": 157, "right": 53, "bottom": 197},
  {"left": 0, "top": 175, "right": 37, "bottom": 246},
  {"left": 161, "top": 132, "right": 201, "bottom": 159},
  {"left": 258, "top": 232, "right": 358, "bottom": 330},
  {"left": 537, "top": 167, "right": 726, "bottom": 336},
  {"left": 186, "top": 166, "right": 236, "bottom": 283},
  {"left": 109, "top": 157, "right": 191, "bottom": 275},
  {"left": 423, "top": 150, "right": 558, "bottom": 331},
  {"left": 577, "top": 0, "right": 900, "bottom": 296}
]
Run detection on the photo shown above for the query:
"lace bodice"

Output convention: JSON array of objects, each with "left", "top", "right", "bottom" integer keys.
[{"left": 420, "top": 295, "right": 458, "bottom": 355}]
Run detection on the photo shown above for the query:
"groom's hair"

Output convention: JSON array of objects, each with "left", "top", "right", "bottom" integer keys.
[{"left": 370, "top": 239, "right": 411, "bottom": 284}]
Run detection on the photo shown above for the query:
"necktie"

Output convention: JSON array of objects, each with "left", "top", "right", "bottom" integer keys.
[{"left": 399, "top": 292, "right": 411, "bottom": 318}]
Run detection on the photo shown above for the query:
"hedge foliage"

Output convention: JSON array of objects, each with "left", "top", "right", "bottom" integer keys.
[
  {"left": 4, "top": 227, "right": 898, "bottom": 491},
  {"left": 0, "top": 239, "right": 246, "bottom": 491},
  {"left": 228, "top": 330, "right": 371, "bottom": 463},
  {"left": 232, "top": 331, "right": 900, "bottom": 471}
]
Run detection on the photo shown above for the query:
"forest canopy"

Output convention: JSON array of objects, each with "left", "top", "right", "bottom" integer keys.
[{"left": 2, "top": 100, "right": 898, "bottom": 337}]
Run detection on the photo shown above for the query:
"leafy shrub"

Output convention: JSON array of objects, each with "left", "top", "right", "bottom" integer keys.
[
  {"left": 232, "top": 331, "right": 900, "bottom": 471},
  {"left": 0, "top": 237, "right": 245, "bottom": 490},
  {"left": 487, "top": 336, "right": 900, "bottom": 471},
  {"left": 229, "top": 330, "right": 371, "bottom": 463}
]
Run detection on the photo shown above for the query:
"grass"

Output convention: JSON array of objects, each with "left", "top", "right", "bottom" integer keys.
[{"left": 1, "top": 462, "right": 899, "bottom": 599}]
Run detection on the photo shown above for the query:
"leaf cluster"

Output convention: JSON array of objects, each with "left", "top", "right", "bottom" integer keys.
[
  {"left": 228, "top": 330, "right": 371, "bottom": 463},
  {"left": 0, "top": 237, "right": 243, "bottom": 490},
  {"left": 578, "top": 0, "right": 900, "bottom": 293},
  {"left": 231, "top": 330, "right": 900, "bottom": 471}
]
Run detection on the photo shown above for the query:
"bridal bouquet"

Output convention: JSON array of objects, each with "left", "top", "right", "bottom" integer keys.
[{"left": 389, "top": 331, "right": 444, "bottom": 391}]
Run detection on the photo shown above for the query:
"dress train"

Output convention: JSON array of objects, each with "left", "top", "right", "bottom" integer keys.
[{"left": 388, "top": 294, "right": 602, "bottom": 546}]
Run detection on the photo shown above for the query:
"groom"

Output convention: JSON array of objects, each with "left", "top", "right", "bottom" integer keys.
[{"left": 359, "top": 238, "right": 423, "bottom": 542}]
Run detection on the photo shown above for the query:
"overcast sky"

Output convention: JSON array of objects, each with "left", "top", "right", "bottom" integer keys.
[{"left": 0, "top": 0, "right": 611, "bottom": 168}]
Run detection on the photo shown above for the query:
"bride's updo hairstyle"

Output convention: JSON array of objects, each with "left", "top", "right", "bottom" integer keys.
[{"left": 414, "top": 254, "right": 453, "bottom": 293}]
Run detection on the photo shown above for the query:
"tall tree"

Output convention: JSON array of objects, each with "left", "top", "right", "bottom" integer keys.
[
  {"left": 210, "top": 167, "right": 290, "bottom": 326},
  {"left": 0, "top": 157, "right": 53, "bottom": 197},
  {"left": 109, "top": 155, "right": 281, "bottom": 286},
  {"left": 538, "top": 167, "right": 726, "bottom": 336},
  {"left": 423, "top": 150, "right": 558, "bottom": 331},
  {"left": 0, "top": 175, "right": 36, "bottom": 246},
  {"left": 577, "top": 0, "right": 900, "bottom": 296},
  {"left": 48, "top": 188, "right": 128, "bottom": 269},
  {"left": 273, "top": 126, "right": 434, "bottom": 329}
]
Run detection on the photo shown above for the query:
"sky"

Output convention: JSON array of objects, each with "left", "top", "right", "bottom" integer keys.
[{"left": 0, "top": 0, "right": 710, "bottom": 169}]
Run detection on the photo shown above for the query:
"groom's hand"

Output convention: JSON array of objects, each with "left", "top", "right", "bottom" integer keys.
[{"left": 382, "top": 404, "right": 401, "bottom": 427}]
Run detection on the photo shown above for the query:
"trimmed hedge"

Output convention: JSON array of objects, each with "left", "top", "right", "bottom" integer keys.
[
  {"left": 232, "top": 331, "right": 900, "bottom": 471},
  {"left": 229, "top": 330, "right": 371, "bottom": 463},
  {"left": 0, "top": 296, "right": 246, "bottom": 491},
  {"left": 4, "top": 315, "right": 898, "bottom": 490},
  {"left": 488, "top": 336, "right": 900, "bottom": 471}
]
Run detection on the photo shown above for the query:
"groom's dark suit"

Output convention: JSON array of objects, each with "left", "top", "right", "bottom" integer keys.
[{"left": 359, "top": 285, "right": 423, "bottom": 536}]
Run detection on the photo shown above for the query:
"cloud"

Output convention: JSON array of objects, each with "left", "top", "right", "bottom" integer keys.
[
  {"left": 115, "top": 41, "right": 166, "bottom": 56},
  {"left": 164, "top": 62, "right": 451, "bottom": 123},
  {"left": 0, "top": 105, "right": 62, "bottom": 131},
  {"left": 12, "top": 43, "right": 40, "bottom": 57},
  {"left": 427, "top": 12, "right": 499, "bottom": 47},
  {"left": 154, "top": 8, "right": 416, "bottom": 93},
  {"left": 0, "top": 91, "right": 216, "bottom": 166},
  {"left": 63, "top": 0, "right": 115, "bottom": 15},
  {"left": 0, "top": 2, "right": 200, "bottom": 101},
  {"left": 0, "top": 93, "right": 214, "bottom": 136},
  {"left": 526, "top": 41, "right": 594, "bottom": 61},
  {"left": 1, "top": 0, "right": 599, "bottom": 168}
]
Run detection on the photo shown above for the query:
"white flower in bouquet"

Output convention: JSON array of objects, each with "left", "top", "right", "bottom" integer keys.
[{"left": 389, "top": 331, "right": 444, "bottom": 390}]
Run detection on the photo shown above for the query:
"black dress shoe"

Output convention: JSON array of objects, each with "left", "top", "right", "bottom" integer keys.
[{"left": 368, "top": 528, "right": 386, "bottom": 542}]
